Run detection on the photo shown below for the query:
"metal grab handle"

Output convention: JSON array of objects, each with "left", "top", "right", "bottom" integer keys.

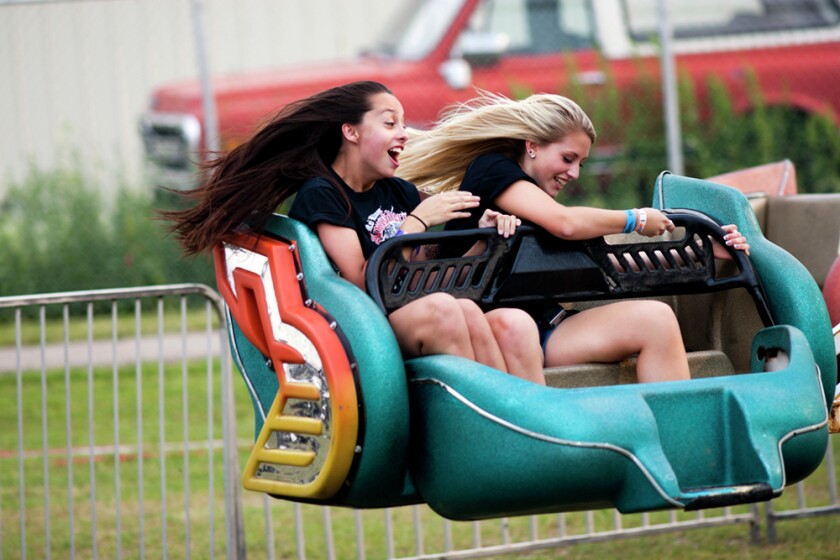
[
  {"left": 365, "top": 211, "right": 774, "bottom": 326},
  {"left": 365, "top": 228, "right": 516, "bottom": 315}
]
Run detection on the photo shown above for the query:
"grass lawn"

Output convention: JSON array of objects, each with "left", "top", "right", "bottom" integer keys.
[{"left": 1, "top": 356, "right": 838, "bottom": 559}]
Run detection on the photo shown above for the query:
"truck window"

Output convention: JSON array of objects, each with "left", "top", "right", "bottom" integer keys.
[
  {"left": 382, "top": 0, "right": 468, "bottom": 60},
  {"left": 623, "top": 0, "right": 840, "bottom": 41},
  {"left": 467, "top": 0, "right": 596, "bottom": 54}
]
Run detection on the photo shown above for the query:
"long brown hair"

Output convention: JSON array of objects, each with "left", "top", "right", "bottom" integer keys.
[{"left": 160, "top": 81, "right": 393, "bottom": 254}]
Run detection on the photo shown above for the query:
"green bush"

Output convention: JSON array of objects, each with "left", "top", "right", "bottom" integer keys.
[
  {"left": 0, "top": 166, "right": 215, "bottom": 300},
  {"left": 567, "top": 69, "right": 840, "bottom": 208}
]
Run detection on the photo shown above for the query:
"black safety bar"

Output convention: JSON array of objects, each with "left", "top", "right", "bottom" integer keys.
[{"left": 365, "top": 211, "right": 774, "bottom": 327}]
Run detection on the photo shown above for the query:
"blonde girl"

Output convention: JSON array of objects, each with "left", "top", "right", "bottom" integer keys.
[{"left": 399, "top": 92, "right": 750, "bottom": 383}]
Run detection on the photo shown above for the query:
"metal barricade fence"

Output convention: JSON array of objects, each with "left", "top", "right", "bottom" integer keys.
[
  {"left": 765, "top": 440, "right": 839, "bottom": 544},
  {"left": 0, "top": 284, "right": 244, "bottom": 560},
  {"left": 1, "top": 284, "right": 838, "bottom": 559}
]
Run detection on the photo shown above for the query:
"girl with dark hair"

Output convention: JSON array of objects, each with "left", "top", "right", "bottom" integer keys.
[{"left": 163, "top": 81, "right": 545, "bottom": 384}]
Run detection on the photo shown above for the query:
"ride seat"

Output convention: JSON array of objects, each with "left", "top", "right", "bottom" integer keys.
[
  {"left": 544, "top": 350, "right": 735, "bottom": 388},
  {"left": 764, "top": 194, "right": 840, "bottom": 289},
  {"left": 217, "top": 175, "right": 834, "bottom": 519}
]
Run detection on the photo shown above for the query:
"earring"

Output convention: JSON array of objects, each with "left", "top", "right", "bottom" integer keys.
[{"left": 529, "top": 150, "right": 535, "bottom": 159}]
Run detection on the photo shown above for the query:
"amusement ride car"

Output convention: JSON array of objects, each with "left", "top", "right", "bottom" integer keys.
[{"left": 213, "top": 172, "right": 837, "bottom": 519}]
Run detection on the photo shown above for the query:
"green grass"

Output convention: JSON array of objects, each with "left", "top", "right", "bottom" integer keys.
[
  {"left": 516, "top": 514, "right": 840, "bottom": 559},
  {"left": 243, "top": 470, "right": 840, "bottom": 560},
  {"left": 0, "top": 359, "right": 251, "bottom": 559},
  {"left": 2, "top": 359, "right": 839, "bottom": 559}
]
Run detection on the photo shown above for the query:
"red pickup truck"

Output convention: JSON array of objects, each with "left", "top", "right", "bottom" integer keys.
[{"left": 140, "top": 0, "right": 840, "bottom": 186}]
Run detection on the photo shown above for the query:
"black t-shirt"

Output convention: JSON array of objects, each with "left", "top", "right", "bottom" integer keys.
[
  {"left": 444, "top": 153, "right": 537, "bottom": 233},
  {"left": 439, "top": 153, "right": 537, "bottom": 257},
  {"left": 444, "top": 153, "right": 567, "bottom": 325},
  {"left": 288, "top": 174, "right": 421, "bottom": 260}
]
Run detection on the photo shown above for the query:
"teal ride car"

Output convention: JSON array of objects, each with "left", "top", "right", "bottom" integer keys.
[{"left": 214, "top": 174, "right": 835, "bottom": 519}]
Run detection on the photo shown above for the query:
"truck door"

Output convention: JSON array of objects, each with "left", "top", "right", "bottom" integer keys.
[{"left": 455, "top": 0, "right": 606, "bottom": 97}]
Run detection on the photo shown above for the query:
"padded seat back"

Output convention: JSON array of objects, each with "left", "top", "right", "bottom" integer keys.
[
  {"left": 765, "top": 194, "right": 840, "bottom": 288},
  {"left": 216, "top": 215, "right": 418, "bottom": 508}
]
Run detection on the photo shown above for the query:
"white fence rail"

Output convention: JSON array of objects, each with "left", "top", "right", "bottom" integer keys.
[
  {"left": 0, "top": 285, "right": 245, "bottom": 559},
  {"left": 0, "top": 285, "right": 837, "bottom": 559}
]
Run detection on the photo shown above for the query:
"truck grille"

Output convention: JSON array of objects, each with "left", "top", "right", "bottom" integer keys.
[{"left": 139, "top": 112, "right": 201, "bottom": 178}]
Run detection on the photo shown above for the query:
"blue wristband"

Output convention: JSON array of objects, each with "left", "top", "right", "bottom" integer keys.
[{"left": 623, "top": 209, "right": 636, "bottom": 234}]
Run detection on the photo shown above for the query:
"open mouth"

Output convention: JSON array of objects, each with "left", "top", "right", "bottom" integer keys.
[{"left": 388, "top": 146, "right": 403, "bottom": 166}]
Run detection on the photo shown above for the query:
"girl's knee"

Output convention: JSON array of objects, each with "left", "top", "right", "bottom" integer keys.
[
  {"left": 421, "top": 293, "right": 476, "bottom": 339},
  {"left": 639, "top": 300, "right": 681, "bottom": 331},
  {"left": 488, "top": 308, "right": 544, "bottom": 382},
  {"left": 635, "top": 301, "right": 686, "bottom": 361},
  {"left": 391, "top": 293, "right": 470, "bottom": 354},
  {"left": 421, "top": 293, "right": 463, "bottom": 319},
  {"left": 486, "top": 308, "right": 539, "bottom": 343},
  {"left": 455, "top": 298, "right": 484, "bottom": 320},
  {"left": 455, "top": 299, "right": 500, "bottom": 339}
]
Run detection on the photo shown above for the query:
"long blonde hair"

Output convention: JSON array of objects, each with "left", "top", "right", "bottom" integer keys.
[{"left": 399, "top": 92, "right": 596, "bottom": 193}]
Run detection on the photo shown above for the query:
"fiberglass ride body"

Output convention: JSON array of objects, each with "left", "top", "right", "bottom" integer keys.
[{"left": 214, "top": 173, "right": 836, "bottom": 520}]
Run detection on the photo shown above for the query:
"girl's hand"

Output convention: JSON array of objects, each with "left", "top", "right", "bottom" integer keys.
[
  {"left": 689, "top": 224, "right": 750, "bottom": 261},
  {"left": 410, "top": 191, "right": 480, "bottom": 229},
  {"left": 718, "top": 224, "right": 750, "bottom": 257},
  {"left": 638, "top": 208, "right": 676, "bottom": 237},
  {"left": 478, "top": 209, "right": 521, "bottom": 238}
]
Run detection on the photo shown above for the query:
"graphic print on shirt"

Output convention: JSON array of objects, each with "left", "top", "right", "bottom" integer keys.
[{"left": 366, "top": 207, "right": 407, "bottom": 246}]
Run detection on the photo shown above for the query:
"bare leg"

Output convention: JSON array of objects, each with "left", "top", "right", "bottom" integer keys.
[
  {"left": 544, "top": 300, "right": 689, "bottom": 383},
  {"left": 485, "top": 308, "right": 545, "bottom": 385},
  {"left": 388, "top": 293, "right": 475, "bottom": 360},
  {"left": 455, "top": 299, "right": 509, "bottom": 372}
]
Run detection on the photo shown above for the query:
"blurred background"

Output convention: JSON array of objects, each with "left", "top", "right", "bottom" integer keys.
[
  {"left": 1, "top": 0, "right": 839, "bottom": 296},
  {"left": 1, "top": 3, "right": 839, "bottom": 559},
  {"left": 0, "top": 0, "right": 402, "bottom": 188},
  {"left": 1, "top": 0, "right": 402, "bottom": 295}
]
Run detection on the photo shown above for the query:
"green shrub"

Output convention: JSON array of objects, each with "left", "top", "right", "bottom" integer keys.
[
  {"left": 0, "top": 166, "right": 215, "bottom": 300},
  {"left": 567, "top": 69, "right": 840, "bottom": 208}
]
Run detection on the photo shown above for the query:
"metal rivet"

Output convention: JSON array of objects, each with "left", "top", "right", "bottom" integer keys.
[
  {"left": 289, "top": 244, "right": 296, "bottom": 251},
  {"left": 304, "top": 299, "right": 313, "bottom": 307},
  {"left": 329, "top": 321, "right": 337, "bottom": 330},
  {"left": 296, "top": 273, "right": 304, "bottom": 281},
  {"left": 354, "top": 445, "right": 362, "bottom": 453},
  {"left": 265, "top": 359, "right": 273, "bottom": 370}
]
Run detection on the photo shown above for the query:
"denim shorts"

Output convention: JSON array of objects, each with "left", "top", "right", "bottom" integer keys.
[{"left": 537, "top": 307, "right": 576, "bottom": 354}]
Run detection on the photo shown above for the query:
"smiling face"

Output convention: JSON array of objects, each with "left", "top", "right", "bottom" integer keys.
[
  {"left": 350, "top": 92, "right": 408, "bottom": 184},
  {"left": 520, "top": 130, "right": 592, "bottom": 197}
]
